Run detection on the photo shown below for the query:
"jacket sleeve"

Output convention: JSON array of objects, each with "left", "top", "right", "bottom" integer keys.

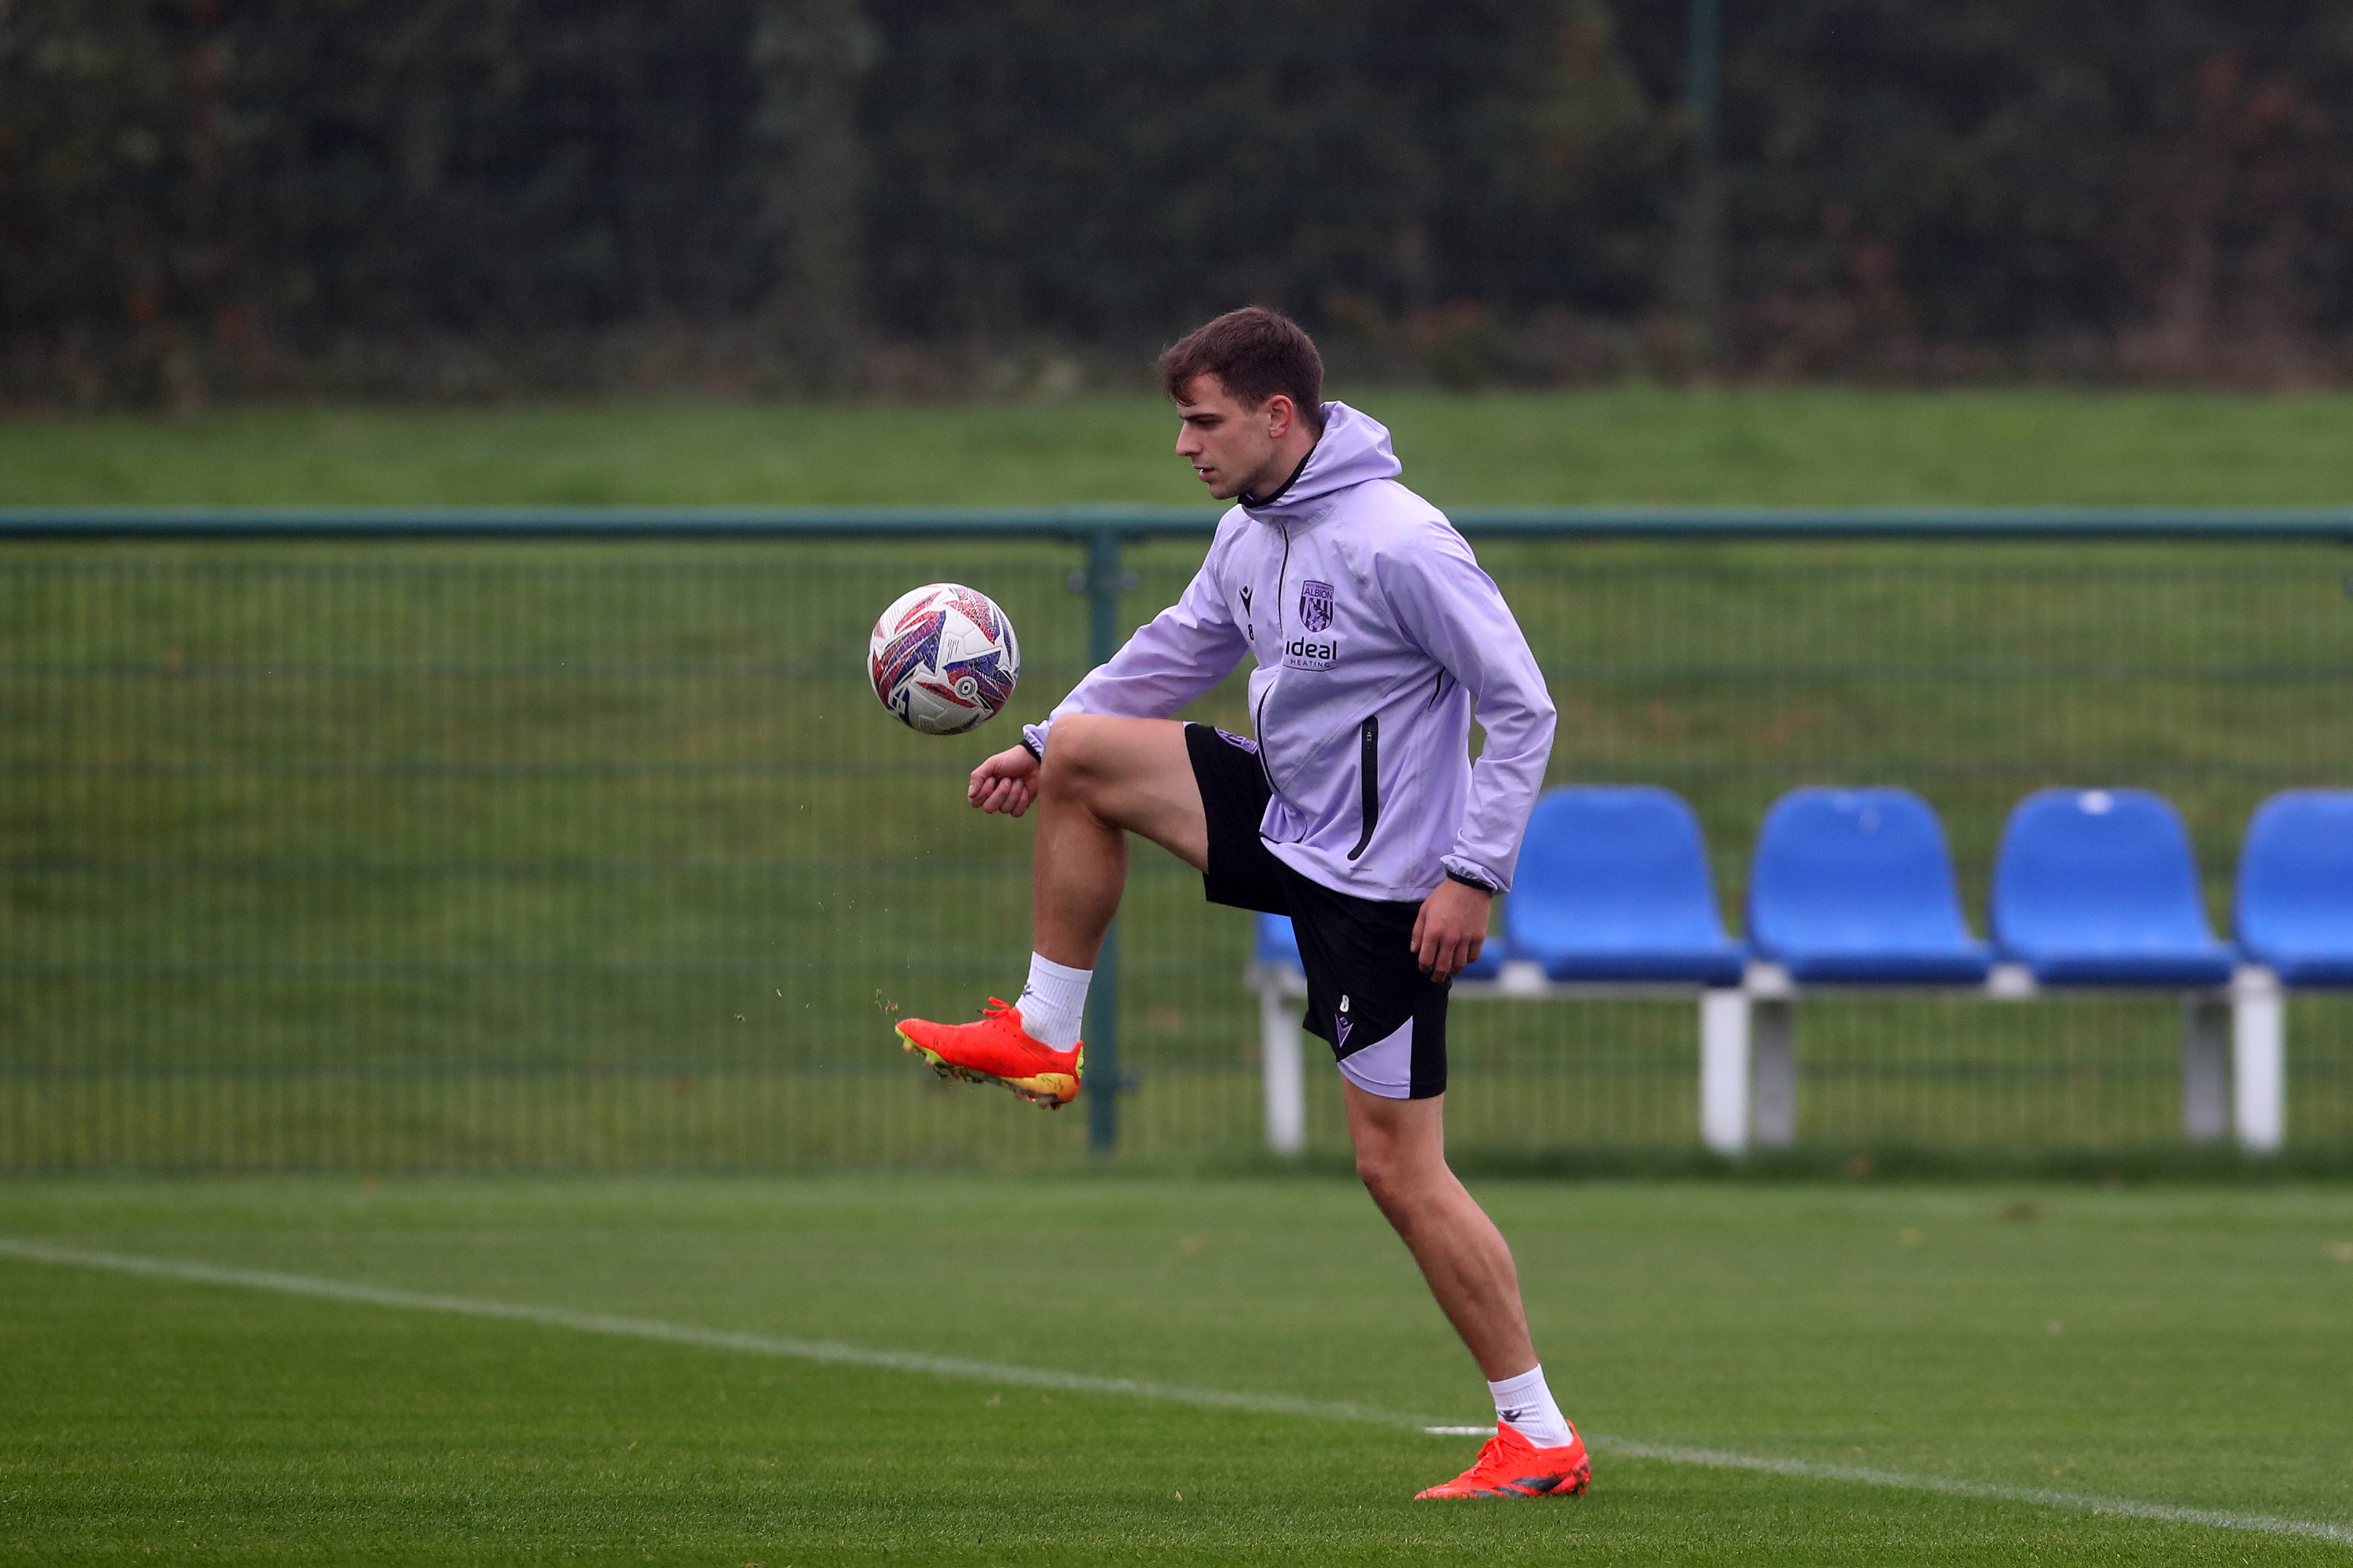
[
  {"left": 1022, "top": 540, "right": 1248, "bottom": 756},
  {"left": 1375, "top": 526, "right": 1557, "bottom": 894}
]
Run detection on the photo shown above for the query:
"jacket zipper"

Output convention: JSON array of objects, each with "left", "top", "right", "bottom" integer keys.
[
  {"left": 1346, "top": 716, "right": 1379, "bottom": 860},
  {"left": 1255, "top": 523, "right": 1292, "bottom": 798}
]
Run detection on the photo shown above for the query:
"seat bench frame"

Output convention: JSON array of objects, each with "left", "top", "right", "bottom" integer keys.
[{"left": 1244, "top": 958, "right": 2288, "bottom": 1157}]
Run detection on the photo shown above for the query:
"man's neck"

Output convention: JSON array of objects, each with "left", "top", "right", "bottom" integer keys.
[{"left": 1241, "top": 426, "right": 1321, "bottom": 506}]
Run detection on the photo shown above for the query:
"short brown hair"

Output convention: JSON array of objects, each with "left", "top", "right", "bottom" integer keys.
[{"left": 1158, "top": 307, "right": 1323, "bottom": 427}]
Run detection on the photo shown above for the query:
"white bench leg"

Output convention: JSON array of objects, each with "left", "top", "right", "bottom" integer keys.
[
  {"left": 1259, "top": 984, "right": 1306, "bottom": 1156},
  {"left": 2233, "top": 967, "right": 2285, "bottom": 1154},
  {"left": 1700, "top": 989, "right": 1750, "bottom": 1156}
]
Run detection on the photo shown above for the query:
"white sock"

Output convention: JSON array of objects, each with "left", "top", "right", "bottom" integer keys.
[
  {"left": 1015, "top": 953, "right": 1090, "bottom": 1050},
  {"left": 1487, "top": 1364, "right": 1574, "bottom": 1448}
]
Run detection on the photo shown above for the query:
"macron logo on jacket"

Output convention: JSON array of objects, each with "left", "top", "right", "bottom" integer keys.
[{"left": 1025, "top": 402, "right": 1558, "bottom": 903}]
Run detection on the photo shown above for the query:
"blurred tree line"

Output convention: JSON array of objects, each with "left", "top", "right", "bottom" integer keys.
[{"left": 4, "top": 0, "right": 2351, "bottom": 403}]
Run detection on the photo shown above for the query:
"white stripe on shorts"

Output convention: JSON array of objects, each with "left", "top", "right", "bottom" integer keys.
[{"left": 1335, "top": 1017, "right": 1415, "bottom": 1099}]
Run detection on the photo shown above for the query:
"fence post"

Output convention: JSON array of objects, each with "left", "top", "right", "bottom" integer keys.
[
  {"left": 1750, "top": 998, "right": 1796, "bottom": 1147},
  {"left": 1082, "top": 527, "right": 1127, "bottom": 1154},
  {"left": 2181, "top": 995, "right": 2231, "bottom": 1143},
  {"left": 1674, "top": 0, "right": 1727, "bottom": 365}
]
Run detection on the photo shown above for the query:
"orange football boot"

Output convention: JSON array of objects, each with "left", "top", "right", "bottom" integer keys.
[
  {"left": 1415, "top": 1421, "right": 1591, "bottom": 1500},
  {"left": 895, "top": 998, "right": 1083, "bottom": 1108}
]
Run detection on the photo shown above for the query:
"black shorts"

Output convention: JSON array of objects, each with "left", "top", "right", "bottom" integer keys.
[{"left": 1186, "top": 723, "right": 1449, "bottom": 1099}]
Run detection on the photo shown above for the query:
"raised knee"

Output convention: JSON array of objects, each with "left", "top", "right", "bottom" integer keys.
[{"left": 1040, "top": 714, "right": 1114, "bottom": 797}]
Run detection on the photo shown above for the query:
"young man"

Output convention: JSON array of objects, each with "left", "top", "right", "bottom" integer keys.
[{"left": 894, "top": 307, "right": 1581, "bottom": 1500}]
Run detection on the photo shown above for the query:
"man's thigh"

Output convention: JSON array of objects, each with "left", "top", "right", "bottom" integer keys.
[
  {"left": 1344, "top": 1081, "right": 1445, "bottom": 1149},
  {"left": 1049, "top": 715, "right": 1209, "bottom": 871}
]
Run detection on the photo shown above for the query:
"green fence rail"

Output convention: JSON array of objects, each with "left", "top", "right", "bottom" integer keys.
[{"left": 1, "top": 507, "right": 2348, "bottom": 1172}]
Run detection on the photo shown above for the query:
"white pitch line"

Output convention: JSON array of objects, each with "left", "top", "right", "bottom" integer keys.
[
  {"left": 1594, "top": 1438, "right": 2353, "bottom": 1545},
  {"left": 4, "top": 1236, "right": 2347, "bottom": 1547}
]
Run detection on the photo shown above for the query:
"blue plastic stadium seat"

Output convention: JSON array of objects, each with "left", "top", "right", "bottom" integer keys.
[
  {"left": 1747, "top": 787, "right": 1992, "bottom": 984},
  {"left": 1254, "top": 910, "right": 1507, "bottom": 980},
  {"left": 1991, "top": 788, "right": 2233, "bottom": 987},
  {"left": 1505, "top": 786, "right": 1743, "bottom": 985},
  {"left": 2237, "top": 790, "right": 2353, "bottom": 986}
]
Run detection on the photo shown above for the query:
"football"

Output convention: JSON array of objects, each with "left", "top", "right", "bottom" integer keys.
[{"left": 867, "top": 583, "right": 1022, "bottom": 735}]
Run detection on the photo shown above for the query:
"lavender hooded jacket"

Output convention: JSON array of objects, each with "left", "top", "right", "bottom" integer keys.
[{"left": 1022, "top": 402, "right": 1557, "bottom": 902}]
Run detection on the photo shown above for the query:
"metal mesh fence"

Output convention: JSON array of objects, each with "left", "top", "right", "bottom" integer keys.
[{"left": 2, "top": 524, "right": 2348, "bottom": 1171}]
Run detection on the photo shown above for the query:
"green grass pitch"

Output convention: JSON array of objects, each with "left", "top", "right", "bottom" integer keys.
[
  {"left": 4, "top": 390, "right": 2351, "bottom": 1559},
  {"left": 5, "top": 1174, "right": 2351, "bottom": 1564}
]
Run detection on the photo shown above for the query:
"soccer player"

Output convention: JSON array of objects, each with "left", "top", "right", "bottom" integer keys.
[{"left": 894, "top": 307, "right": 1582, "bottom": 1500}]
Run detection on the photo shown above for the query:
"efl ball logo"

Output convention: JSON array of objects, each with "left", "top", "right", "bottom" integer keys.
[{"left": 867, "top": 583, "right": 1022, "bottom": 735}]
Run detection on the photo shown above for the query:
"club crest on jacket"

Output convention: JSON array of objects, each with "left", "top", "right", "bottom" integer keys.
[{"left": 1299, "top": 579, "right": 1335, "bottom": 632}]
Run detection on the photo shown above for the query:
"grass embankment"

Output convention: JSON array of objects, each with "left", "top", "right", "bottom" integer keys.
[
  {"left": 6, "top": 386, "right": 2353, "bottom": 505},
  {"left": 4, "top": 1175, "right": 2351, "bottom": 1564}
]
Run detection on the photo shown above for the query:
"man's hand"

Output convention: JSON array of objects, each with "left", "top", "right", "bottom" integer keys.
[
  {"left": 969, "top": 744, "right": 1041, "bottom": 817},
  {"left": 1411, "top": 879, "right": 1491, "bottom": 980}
]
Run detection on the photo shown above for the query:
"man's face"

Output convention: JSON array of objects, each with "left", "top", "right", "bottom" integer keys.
[{"left": 1173, "top": 374, "right": 1287, "bottom": 500}]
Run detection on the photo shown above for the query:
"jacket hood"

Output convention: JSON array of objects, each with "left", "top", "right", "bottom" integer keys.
[{"left": 1238, "top": 401, "right": 1402, "bottom": 526}]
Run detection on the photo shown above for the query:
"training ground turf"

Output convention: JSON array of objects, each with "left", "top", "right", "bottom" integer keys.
[{"left": 3, "top": 1177, "right": 2351, "bottom": 1565}]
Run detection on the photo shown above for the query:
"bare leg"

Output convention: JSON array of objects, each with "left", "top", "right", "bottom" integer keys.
[
  {"left": 1030, "top": 716, "right": 1207, "bottom": 968},
  {"left": 1344, "top": 1082, "right": 1537, "bottom": 1380}
]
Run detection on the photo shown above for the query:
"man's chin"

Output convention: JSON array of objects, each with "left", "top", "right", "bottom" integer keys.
[{"left": 1199, "top": 476, "right": 1243, "bottom": 500}]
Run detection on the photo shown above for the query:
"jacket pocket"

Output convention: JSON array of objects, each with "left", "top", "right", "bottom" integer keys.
[{"left": 1346, "top": 716, "right": 1379, "bottom": 861}]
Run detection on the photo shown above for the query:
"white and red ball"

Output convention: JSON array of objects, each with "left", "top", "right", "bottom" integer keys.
[{"left": 867, "top": 583, "right": 1022, "bottom": 735}]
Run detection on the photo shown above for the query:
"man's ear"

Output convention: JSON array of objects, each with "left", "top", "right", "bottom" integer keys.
[{"left": 1262, "top": 394, "right": 1296, "bottom": 438}]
